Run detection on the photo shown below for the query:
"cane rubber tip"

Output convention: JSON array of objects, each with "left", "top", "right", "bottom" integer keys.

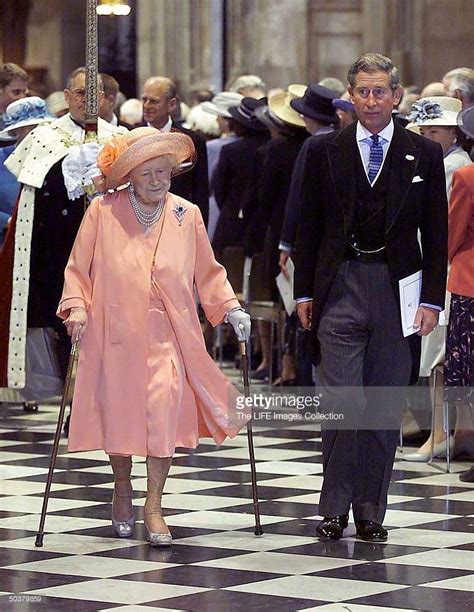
[
  {"left": 35, "top": 534, "right": 44, "bottom": 547},
  {"left": 254, "top": 528, "right": 264, "bottom": 536}
]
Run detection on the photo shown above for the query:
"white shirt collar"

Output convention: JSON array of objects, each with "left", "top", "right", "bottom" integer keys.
[
  {"left": 356, "top": 119, "right": 394, "bottom": 143},
  {"left": 147, "top": 116, "right": 172, "bottom": 133}
]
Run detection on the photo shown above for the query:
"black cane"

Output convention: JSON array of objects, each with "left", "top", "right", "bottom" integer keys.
[
  {"left": 35, "top": 340, "right": 79, "bottom": 547},
  {"left": 239, "top": 328, "right": 263, "bottom": 536}
]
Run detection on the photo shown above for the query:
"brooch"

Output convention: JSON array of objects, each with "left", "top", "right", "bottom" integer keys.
[
  {"left": 405, "top": 154, "right": 415, "bottom": 161},
  {"left": 173, "top": 203, "right": 187, "bottom": 226}
]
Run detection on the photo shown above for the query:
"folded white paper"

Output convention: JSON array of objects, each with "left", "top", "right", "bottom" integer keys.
[
  {"left": 276, "top": 257, "right": 296, "bottom": 316},
  {"left": 399, "top": 270, "right": 422, "bottom": 337}
]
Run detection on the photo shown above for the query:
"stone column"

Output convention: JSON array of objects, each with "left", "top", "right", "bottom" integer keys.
[
  {"left": 24, "top": 0, "right": 85, "bottom": 90},
  {"left": 226, "top": 0, "right": 308, "bottom": 89},
  {"left": 136, "top": 0, "right": 166, "bottom": 91},
  {"left": 307, "top": 0, "right": 362, "bottom": 85}
]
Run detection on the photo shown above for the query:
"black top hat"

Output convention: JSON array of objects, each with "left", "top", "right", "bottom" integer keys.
[
  {"left": 290, "top": 84, "right": 339, "bottom": 123},
  {"left": 228, "top": 97, "right": 269, "bottom": 132}
]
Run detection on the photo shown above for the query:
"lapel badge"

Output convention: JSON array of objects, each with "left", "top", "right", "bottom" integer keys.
[
  {"left": 173, "top": 202, "right": 187, "bottom": 226},
  {"left": 405, "top": 154, "right": 415, "bottom": 161}
]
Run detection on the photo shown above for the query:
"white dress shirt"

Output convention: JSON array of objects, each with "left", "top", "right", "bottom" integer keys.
[
  {"left": 356, "top": 119, "right": 394, "bottom": 185},
  {"left": 147, "top": 116, "right": 172, "bottom": 133}
]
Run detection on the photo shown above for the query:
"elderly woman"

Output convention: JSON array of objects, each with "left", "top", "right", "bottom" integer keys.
[
  {"left": 403, "top": 97, "right": 472, "bottom": 461},
  {"left": 57, "top": 128, "right": 250, "bottom": 546}
]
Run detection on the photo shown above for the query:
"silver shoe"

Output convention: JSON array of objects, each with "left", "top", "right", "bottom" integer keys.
[
  {"left": 112, "top": 491, "right": 135, "bottom": 538},
  {"left": 145, "top": 522, "right": 172, "bottom": 547},
  {"left": 112, "top": 515, "right": 135, "bottom": 538}
]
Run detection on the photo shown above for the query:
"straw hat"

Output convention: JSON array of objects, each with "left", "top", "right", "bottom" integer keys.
[
  {"left": 290, "top": 84, "right": 339, "bottom": 123},
  {"left": 288, "top": 84, "right": 307, "bottom": 99},
  {"left": 406, "top": 96, "right": 462, "bottom": 133},
  {"left": 201, "top": 91, "right": 243, "bottom": 118},
  {"left": 269, "top": 87, "right": 307, "bottom": 128},
  {"left": 97, "top": 127, "right": 196, "bottom": 191},
  {"left": 0, "top": 96, "right": 53, "bottom": 141}
]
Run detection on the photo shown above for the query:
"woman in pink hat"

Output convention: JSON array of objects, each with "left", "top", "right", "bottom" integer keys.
[{"left": 58, "top": 128, "right": 250, "bottom": 546}]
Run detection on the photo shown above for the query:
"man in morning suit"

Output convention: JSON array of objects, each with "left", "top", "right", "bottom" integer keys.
[
  {"left": 141, "top": 76, "right": 209, "bottom": 227},
  {"left": 294, "top": 53, "right": 448, "bottom": 542}
]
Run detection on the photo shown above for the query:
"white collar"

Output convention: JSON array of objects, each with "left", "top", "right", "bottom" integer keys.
[
  {"left": 147, "top": 116, "right": 172, "bottom": 133},
  {"left": 356, "top": 119, "right": 394, "bottom": 143}
]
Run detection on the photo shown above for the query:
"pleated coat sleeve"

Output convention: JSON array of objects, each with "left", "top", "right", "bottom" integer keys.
[{"left": 193, "top": 206, "right": 240, "bottom": 326}]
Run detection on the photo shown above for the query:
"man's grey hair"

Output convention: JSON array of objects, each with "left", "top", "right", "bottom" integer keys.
[
  {"left": 448, "top": 70, "right": 474, "bottom": 102},
  {"left": 66, "top": 67, "right": 104, "bottom": 92},
  {"left": 347, "top": 53, "right": 400, "bottom": 89},
  {"left": 318, "top": 77, "right": 345, "bottom": 96},
  {"left": 443, "top": 67, "right": 472, "bottom": 81},
  {"left": 228, "top": 74, "right": 265, "bottom": 94}
]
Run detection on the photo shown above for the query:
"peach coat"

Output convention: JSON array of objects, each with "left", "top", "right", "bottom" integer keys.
[{"left": 57, "top": 189, "right": 245, "bottom": 456}]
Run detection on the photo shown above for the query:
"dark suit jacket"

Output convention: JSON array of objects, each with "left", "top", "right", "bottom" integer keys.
[
  {"left": 170, "top": 122, "right": 209, "bottom": 227},
  {"left": 294, "top": 121, "right": 448, "bottom": 379},
  {"left": 280, "top": 128, "right": 333, "bottom": 250},
  {"left": 212, "top": 132, "right": 269, "bottom": 255},
  {"left": 245, "top": 133, "right": 307, "bottom": 275}
]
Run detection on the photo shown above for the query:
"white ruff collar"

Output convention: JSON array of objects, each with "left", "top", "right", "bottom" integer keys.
[{"left": 5, "top": 114, "right": 127, "bottom": 189}]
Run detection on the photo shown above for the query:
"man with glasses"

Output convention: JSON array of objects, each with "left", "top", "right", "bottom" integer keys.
[
  {"left": 141, "top": 76, "right": 209, "bottom": 227},
  {"left": 294, "top": 53, "right": 447, "bottom": 542},
  {"left": 0, "top": 67, "right": 127, "bottom": 409}
]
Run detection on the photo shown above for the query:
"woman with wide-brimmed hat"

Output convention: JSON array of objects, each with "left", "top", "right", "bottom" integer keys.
[
  {"left": 212, "top": 97, "right": 269, "bottom": 258},
  {"left": 57, "top": 127, "right": 251, "bottom": 546},
  {"left": 244, "top": 89, "right": 309, "bottom": 384},
  {"left": 403, "top": 97, "right": 472, "bottom": 462}
]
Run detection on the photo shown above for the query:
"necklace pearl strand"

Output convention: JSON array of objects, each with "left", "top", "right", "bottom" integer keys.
[{"left": 128, "top": 184, "right": 165, "bottom": 226}]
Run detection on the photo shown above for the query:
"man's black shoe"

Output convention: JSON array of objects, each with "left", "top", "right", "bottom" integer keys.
[
  {"left": 355, "top": 520, "right": 388, "bottom": 542},
  {"left": 316, "top": 514, "right": 349, "bottom": 540}
]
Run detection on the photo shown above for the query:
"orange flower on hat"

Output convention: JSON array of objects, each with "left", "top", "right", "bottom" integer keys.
[{"left": 97, "top": 136, "right": 129, "bottom": 176}]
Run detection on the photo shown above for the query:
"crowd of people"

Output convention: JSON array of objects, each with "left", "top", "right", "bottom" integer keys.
[{"left": 0, "top": 54, "right": 472, "bottom": 545}]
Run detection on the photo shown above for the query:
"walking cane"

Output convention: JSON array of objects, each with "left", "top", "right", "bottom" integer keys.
[
  {"left": 239, "top": 325, "right": 263, "bottom": 536},
  {"left": 35, "top": 340, "right": 79, "bottom": 547}
]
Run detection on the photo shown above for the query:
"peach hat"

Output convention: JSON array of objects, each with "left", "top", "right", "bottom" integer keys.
[{"left": 97, "top": 127, "right": 196, "bottom": 190}]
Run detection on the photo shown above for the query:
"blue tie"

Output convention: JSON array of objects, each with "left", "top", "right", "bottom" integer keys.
[{"left": 368, "top": 134, "right": 383, "bottom": 183}]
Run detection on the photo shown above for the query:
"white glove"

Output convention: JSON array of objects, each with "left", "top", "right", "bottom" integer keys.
[
  {"left": 80, "top": 142, "right": 101, "bottom": 185},
  {"left": 62, "top": 142, "right": 102, "bottom": 200},
  {"left": 227, "top": 308, "right": 251, "bottom": 342}
]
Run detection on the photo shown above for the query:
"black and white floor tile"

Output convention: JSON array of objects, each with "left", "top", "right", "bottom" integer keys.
[{"left": 0, "top": 369, "right": 473, "bottom": 611}]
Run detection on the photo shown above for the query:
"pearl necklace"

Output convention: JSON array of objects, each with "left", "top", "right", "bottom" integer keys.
[{"left": 128, "top": 184, "right": 165, "bottom": 226}]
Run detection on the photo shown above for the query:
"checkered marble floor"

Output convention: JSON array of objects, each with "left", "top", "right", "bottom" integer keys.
[{"left": 0, "top": 373, "right": 473, "bottom": 611}]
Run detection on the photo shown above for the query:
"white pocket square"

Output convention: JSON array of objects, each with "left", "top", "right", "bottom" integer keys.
[{"left": 412, "top": 175, "right": 424, "bottom": 183}]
